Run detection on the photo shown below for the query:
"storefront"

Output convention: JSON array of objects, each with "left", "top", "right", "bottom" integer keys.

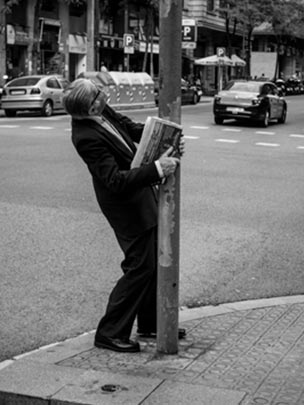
[
  {"left": 39, "top": 18, "right": 61, "bottom": 74},
  {"left": 68, "top": 34, "right": 87, "bottom": 81},
  {"left": 6, "top": 24, "right": 30, "bottom": 79}
]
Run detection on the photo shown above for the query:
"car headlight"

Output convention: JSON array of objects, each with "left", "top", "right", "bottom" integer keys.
[{"left": 252, "top": 97, "right": 262, "bottom": 105}]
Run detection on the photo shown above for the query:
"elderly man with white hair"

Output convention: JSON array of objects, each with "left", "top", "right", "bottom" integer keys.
[{"left": 63, "top": 79, "right": 185, "bottom": 353}]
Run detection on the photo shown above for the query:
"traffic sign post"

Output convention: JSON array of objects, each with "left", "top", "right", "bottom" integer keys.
[
  {"left": 182, "top": 19, "right": 197, "bottom": 49},
  {"left": 123, "top": 33, "right": 135, "bottom": 72},
  {"left": 216, "top": 47, "right": 226, "bottom": 91}
]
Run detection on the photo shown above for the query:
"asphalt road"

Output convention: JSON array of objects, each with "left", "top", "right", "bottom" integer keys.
[{"left": 1, "top": 96, "right": 304, "bottom": 361}]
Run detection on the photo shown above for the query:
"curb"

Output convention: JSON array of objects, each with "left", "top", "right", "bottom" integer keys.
[
  {"left": 1, "top": 295, "right": 304, "bottom": 405},
  {"left": 1, "top": 294, "right": 304, "bottom": 370}
]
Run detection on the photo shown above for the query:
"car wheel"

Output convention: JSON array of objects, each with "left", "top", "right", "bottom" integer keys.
[
  {"left": 278, "top": 107, "right": 287, "bottom": 124},
  {"left": 261, "top": 110, "right": 270, "bottom": 127},
  {"left": 5, "top": 109, "right": 17, "bottom": 117},
  {"left": 192, "top": 93, "right": 198, "bottom": 104},
  {"left": 214, "top": 116, "right": 224, "bottom": 125},
  {"left": 41, "top": 100, "right": 53, "bottom": 117}
]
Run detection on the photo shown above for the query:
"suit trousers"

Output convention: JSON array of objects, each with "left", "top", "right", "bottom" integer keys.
[{"left": 95, "top": 226, "right": 157, "bottom": 339}]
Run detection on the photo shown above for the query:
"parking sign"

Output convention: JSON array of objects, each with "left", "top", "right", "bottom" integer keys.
[
  {"left": 123, "top": 33, "right": 135, "bottom": 54},
  {"left": 182, "top": 19, "right": 197, "bottom": 49},
  {"left": 216, "top": 47, "right": 226, "bottom": 57}
]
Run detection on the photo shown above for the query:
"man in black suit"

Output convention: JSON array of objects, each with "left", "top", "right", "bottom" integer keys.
[{"left": 63, "top": 78, "right": 185, "bottom": 353}]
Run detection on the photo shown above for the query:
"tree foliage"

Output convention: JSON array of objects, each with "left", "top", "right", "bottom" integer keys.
[{"left": 219, "top": 0, "right": 304, "bottom": 77}]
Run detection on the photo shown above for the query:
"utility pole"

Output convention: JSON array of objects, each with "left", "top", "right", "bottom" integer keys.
[{"left": 157, "top": 0, "right": 182, "bottom": 354}]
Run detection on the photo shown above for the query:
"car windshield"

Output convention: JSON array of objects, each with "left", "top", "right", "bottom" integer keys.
[
  {"left": 7, "top": 77, "right": 41, "bottom": 87},
  {"left": 224, "top": 82, "right": 261, "bottom": 93}
]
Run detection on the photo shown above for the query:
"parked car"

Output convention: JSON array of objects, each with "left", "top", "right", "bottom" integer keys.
[
  {"left": 213, "top": 80, "right": 287, "bottom": 127},
  {"left": 1, "top": 75, "right": 70, "bottom": 117},
  {"left": 274, "top": 79, "right": 287, "bottom": 96},
  {"left": 154, "top": 78, "right": 201, "bottom": 105},
  {"left": 285, "top": 77, "right": 302, "bottom": 95}
]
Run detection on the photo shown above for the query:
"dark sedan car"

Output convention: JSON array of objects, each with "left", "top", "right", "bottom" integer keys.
[
  {"left": 155, "top": 78, "right": 201, "bottom": 105},
  {"left": 213, "top": 80, "right": 287, "bottom": 127}
]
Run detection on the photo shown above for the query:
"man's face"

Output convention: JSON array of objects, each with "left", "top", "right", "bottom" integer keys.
[{"left": 90, "top": 83, "right": 107, "bottom": 115}]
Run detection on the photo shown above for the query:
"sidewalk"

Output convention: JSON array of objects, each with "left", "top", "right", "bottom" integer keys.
[{"left": 1, "top": 296, "right": 304, "bottom": 404}]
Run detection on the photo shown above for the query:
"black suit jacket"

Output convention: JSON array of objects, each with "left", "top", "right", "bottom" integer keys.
[{"left": 71, "top": 105, "right": 160, "bottom": 237}]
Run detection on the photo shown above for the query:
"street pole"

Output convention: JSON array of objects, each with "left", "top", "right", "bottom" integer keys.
[
  {"left": 157, "top": 0, "right": 182, "bottom": 355},
  {"left": 86, "top": 0, "right": 95, "bottom": 71}
]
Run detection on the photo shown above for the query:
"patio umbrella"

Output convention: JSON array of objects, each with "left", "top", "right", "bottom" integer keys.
[
  {"left": 231, "top": 54, "right": 246, "bottom": 67},
  {"left": 194, "top": 54, "right": 234, "bottom": 67},
  {"left": 194, "top": 54, "right": 234, "bottom": 91}
]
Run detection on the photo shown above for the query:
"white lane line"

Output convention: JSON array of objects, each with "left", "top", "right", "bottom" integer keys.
[
  {"left": 30, "top": 126, "right": 53, "bottom": 130},
  {"left": 290, "top": 134, "right": 304, "bottom": 138},
  {"left": 0, "top": 125, "right": 20, "bottom": 128},
  {"left": 185, "top": 135, "right": 199, "bottom": 139},
  {"left": 297, "top": 146, "right": 304, "bottom": 150},
  {"left": 256, "top": 131, "right": 275, "bottom": 135},
  {"left": 255, "top": 142, "right": 280, "bottom": 147},
  {"left": 222, "top": 128, "right": 241, "bottom": 132},
  {"left": 215, "top": 139, "right": 240, "bottom": 143},
  {"left": 64, "top": 128, "right": 71, "bottom": 132},
  {"left": 190, "top": 126, "right": 209, "bottom": 129}
]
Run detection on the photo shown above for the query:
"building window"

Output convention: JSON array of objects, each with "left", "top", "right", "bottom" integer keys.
[
  {"left": 207, "top": 0, "right": 215, "bottom": 12},
  {"left": 69, "top": 2, "right": 87, "bottom": 17},
  {"left": 41, "top": 0, "right": 58, "bottom": 13}
]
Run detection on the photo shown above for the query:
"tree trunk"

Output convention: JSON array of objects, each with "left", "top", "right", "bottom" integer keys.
[
  {"left": 246, "top": 28, "right": 253, "bottom": 78},
  {"left": 59, "top": 1, "right": 69, "bottom": 78},
  {"left": 150, "top": 14, "right": 154, "bottom": 77},
  {"left": 27, "top": 0, "right": 42, "bottom": 75},
  {"left": 0, "top": 0, "right": 6, "bottom": 86}
]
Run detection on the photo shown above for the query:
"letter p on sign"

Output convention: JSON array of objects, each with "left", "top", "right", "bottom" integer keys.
[
  {"left": 123, "top": 34, "right": 134, "bottom": 48},
  {"left": 217, "top": 47, "right": 226, "bottom": 57}
]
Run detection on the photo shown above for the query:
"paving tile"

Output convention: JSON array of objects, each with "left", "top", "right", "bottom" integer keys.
[
  {"left": 141, "top": 380, "right": 246, "bottom": 405},
  {"left": 3, "top": 301, "right": 304, "bottom": 404}
]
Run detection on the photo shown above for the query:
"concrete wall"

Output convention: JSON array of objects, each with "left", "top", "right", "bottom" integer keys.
[{"left": 251, "top": 52, "right": 276, "bottom": 80}]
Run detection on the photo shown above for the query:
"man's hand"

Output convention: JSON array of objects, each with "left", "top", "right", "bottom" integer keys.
[
  {"left": 178, "top": 134, "right": 185, "bottom": 156},
  {"left": 158, "top": 147, "right": 180, "bottom": 177}
]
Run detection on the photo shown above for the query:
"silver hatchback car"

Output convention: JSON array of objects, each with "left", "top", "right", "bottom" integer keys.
[{"left": 1, "top": 75, "right": 70, "bottom": 117}]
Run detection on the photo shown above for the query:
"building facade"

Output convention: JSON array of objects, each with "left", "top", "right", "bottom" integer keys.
[{"left": 0, "top": 0, "right": 303, "bottom": 90}]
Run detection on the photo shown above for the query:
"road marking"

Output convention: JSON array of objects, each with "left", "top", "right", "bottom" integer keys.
[
  {"left": 297, "top": 146, "right": 304, "bottom": 150},
  {"left": 222, "top": 128, "right": 241, "bottom": 132},
  {"left": 255, "top": 142, "right": 280, "bottom": 147},
  {"left": 215, "top": 139, "right": 240, "bottom": 143},
  {"left": 30, "top": 126, "right": 53, "bottom": 130},
  {"left": 185, "top": 135, "right": 199, "bottom": 139},
  {"left": 0, "top": 125, "right": 20, "bottom": 128},
  {"left": 256, "top": 131, "right": 275, "bottom": 135},
  {"left": 190, "top": 126, "right": 209, "bottom": 129},
  {"left": 64, "top": 128, "right": 71, "bottom": 132},
  {"left": 290, "top": 134, "right": 304, "bottom": 138}
]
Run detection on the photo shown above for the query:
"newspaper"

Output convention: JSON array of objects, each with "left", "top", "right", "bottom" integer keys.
[{"left": 131, "top": 116, "right": 182, "bottom": 168}]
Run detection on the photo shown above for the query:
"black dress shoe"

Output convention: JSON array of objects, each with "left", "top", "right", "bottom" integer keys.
[
  {"left": 137, "top": 328, "right": 186, "bottom": 339},
  {"left": 94, "top": 335, "right": 140, "bottom": 353}
]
